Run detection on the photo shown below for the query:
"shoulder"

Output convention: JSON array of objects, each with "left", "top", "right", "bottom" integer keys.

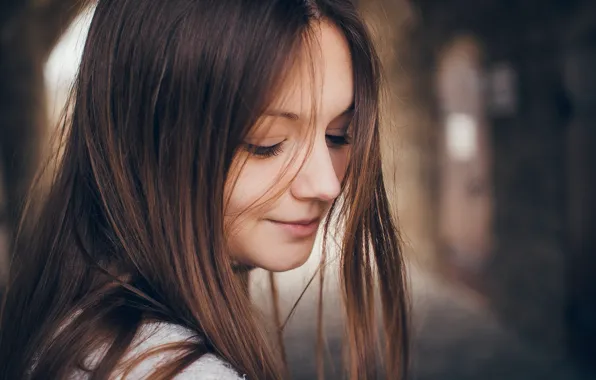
[
  {"left": 120, "top": 322, "right": 244, "bottom": 380},
  {"left": 65, "top": 322, "right": 245, "bottom": 380}
]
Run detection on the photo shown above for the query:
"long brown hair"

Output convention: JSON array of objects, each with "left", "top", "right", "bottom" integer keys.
[{"left": 0, "top": 0, "right": 409, "bottom": 379}]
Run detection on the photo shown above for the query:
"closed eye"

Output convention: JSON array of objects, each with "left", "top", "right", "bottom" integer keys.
[
  {"left": 243, "top": 141, "right": 284, "bottom": 158},
  {"left": 326, "top": 134, "right": 351, "bottom": 147}
]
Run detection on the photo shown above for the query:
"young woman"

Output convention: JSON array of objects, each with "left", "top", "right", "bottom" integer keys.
[{"left": 0, "top": 0, "right": 409, "bottom": 379}]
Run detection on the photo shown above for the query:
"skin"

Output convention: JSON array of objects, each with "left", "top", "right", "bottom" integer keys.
[{"left": 224, "top": 21, "right": 354, "bottom": 272}]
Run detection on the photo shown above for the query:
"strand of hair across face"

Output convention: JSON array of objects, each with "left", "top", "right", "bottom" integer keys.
[{"left": 268, "top": 271, "right": 289, "bottom": 377}]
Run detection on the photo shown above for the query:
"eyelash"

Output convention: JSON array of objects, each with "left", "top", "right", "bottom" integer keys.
[
  {"left": 244, "top": 134, "right": 352, "bottom": 158},
  {"left": 326, "top": 134, "right": 351, "bottom": 147},
  {"left": 243, "top": 142, "right": 284, "bottom": 158}
]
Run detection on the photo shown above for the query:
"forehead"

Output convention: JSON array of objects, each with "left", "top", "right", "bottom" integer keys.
[{"left": 269, "top": 21, "right": 354, "bottom": 123}]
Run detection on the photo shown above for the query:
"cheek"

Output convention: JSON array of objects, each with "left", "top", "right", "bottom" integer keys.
[
  {"left": 224, "top": 164, "right": 266, "bottom": 262},
  {"left": 225, "top": 157, "right": 278, "bottom": 217},
  {"left": 224, "top": 154, "right": 295, "bottom": 234},
  {"left": 330, "top": 147, "right": 350, "bottom": 182},
  {"left": 223, "top": 156, "right": 298, "bottom": 267}
]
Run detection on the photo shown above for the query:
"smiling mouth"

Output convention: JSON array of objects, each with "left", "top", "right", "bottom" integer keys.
[
  {"left": 266, "top": 218, "right": 321, "bottom": 238},
  {"left": 271, "top": 217, "right": 320, "bottom": 225}
]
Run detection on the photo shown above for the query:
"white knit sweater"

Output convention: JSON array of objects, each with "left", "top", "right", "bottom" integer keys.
[{"left": 72, "top": 323, "right": 244, "bottom": 380}]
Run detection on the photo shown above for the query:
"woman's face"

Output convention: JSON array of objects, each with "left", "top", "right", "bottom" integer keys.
[{"left": 224, "top": 22, "right": 354, "bottom": 272}]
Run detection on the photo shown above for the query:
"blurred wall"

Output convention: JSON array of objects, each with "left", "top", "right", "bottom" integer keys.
[
  {"left": 0, "top": 0, "right": 84, "bottom": 286},
  {"left": 359, "top": 0, "right": 437, "bottom": 269},
  {"left": 408, "top": 0, "right": 596, "bottom": 370},
  {"left": 563, "top": 6, "right": 596, "bottom": 367}
]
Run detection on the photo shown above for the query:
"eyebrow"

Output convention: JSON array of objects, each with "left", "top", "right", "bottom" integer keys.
[{"left": 263, "top": 102, "right": 355, "bottom": 121}]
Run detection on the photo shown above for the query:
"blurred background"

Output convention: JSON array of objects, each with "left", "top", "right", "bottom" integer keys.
[{"left": 1, "top": 0, "right": 595, "bottom": 379}]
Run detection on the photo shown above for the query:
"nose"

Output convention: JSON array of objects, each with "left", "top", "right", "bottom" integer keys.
[{"left": 290, "top": 137, "right": 341, "bottom": 202}]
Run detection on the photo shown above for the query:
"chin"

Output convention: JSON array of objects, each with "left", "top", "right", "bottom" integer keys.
[
  {"left": 259, "top": 246, "right": 313, "bottom": 272},
  {"left": 230, "top": 238, "right": 317, "bottom": 273}
]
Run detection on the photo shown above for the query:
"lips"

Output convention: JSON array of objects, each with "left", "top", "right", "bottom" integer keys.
[
  {"left": 272, "top": 217, "right": 320, "bottom": 225},
  {"left": 266, "top": 217, "right": 321, "bottom": 238}
]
